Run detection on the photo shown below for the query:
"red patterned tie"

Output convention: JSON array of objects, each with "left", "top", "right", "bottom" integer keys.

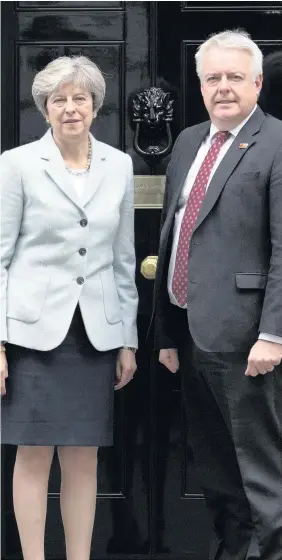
[{"left": 172, "top": 130, "right": 230, "bottom": 307}]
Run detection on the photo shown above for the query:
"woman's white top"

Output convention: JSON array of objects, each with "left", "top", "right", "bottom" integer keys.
[{"left": 66, "top": 167, "right": 89, "bottom": 198}]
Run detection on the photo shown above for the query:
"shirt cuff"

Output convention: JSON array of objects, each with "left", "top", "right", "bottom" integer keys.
[{"left": 259, "top": 333, "right": 282, "bottom": 345}]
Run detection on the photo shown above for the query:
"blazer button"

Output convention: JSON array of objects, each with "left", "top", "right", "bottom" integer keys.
[
  {"left": 77, "top": 277, "right": 84, "bottom": 285},
  {"left": 79, "top": 248, "right": 86, "bottom": 256},
  {"left": 80, "top": 218, "right": 88, "bottom": 227}
]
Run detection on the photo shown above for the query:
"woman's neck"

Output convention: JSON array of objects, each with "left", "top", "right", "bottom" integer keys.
[{"left": 53, "top": 133, "right": 90, "bottom": 169}]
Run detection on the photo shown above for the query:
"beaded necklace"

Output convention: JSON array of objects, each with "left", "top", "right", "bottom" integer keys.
[{"left": 66, "top": 137, "right": 92, "bottom": 176}]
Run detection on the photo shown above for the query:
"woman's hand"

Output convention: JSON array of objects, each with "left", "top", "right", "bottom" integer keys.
[
  {"left": 115, "top": 349, "right": 137, "bottom": 390},
  {"left": 1, "top": 351, "right": 8, "bottom": 396}
]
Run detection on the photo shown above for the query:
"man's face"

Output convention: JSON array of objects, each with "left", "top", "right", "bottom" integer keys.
[{"left": 200, "top": 47, "right": 262, "bottom": 130}]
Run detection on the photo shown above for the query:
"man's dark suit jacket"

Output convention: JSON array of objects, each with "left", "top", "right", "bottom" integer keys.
[{"left": 152, "top": 106, "right": 282, "bottom": 353}]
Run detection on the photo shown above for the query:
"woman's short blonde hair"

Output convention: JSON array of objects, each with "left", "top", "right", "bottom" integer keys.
[{"left": 32, "top": 55, "right": 106, "bottom": 115}]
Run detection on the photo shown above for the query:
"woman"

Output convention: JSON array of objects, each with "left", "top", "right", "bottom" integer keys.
[{"left": 0, "top": 55, "right": 138, "bottom": 560}]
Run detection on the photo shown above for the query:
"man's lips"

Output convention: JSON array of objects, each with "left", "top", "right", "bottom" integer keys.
[
  {"left": 63, "top": 119, "right": 81, "bottom": 123},
  {"left": 215, "top": 100, "right": 235, "bottom": 104}
]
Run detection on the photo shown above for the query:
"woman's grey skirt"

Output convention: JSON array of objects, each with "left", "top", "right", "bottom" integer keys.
[{"left": 1, "top": 306, "right": 117, "bottom": 446}]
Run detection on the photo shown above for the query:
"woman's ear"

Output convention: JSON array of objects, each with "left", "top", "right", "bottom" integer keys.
[{"left": 45, "top": 107, "right": 50, "bottom": 124}]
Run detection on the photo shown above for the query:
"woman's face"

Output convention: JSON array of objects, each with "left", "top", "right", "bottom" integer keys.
[{"left": 46, "top": 82, "right": 95, "bottom": 140}]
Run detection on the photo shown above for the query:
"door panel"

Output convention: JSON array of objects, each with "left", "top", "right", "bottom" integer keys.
[
  {"left": 19, "top": 44, "right": 124, "bottom": 146},
  {"left": 18, "top": 2, "right": 123, "bottom": 8},
  {"left": 1, "top": 2, "right": 282, "bottom": 559}
]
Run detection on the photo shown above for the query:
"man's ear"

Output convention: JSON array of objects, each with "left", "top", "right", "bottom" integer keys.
[
  {"left": 255, "top": 73, "right": 263, "bottom": 96},
  {"left": 200, "top": 82, "right": 205, "bottom": 97}
]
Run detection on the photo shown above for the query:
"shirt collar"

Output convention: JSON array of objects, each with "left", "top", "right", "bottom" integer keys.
[{"left": 209, "top": 104, "right": 257, "bottom": 140}]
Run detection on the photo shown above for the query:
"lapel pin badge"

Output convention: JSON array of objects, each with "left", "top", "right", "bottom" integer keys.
[{"left": 239, "top": 143, "right": 248, "bottom": 149}]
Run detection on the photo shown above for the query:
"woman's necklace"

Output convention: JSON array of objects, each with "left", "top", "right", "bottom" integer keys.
[
  {"left": 66, "top": 137, "right": 92, "bottom": 176},
  {"left": 85, "top": 137, "right": 92, "bottom": 170}
]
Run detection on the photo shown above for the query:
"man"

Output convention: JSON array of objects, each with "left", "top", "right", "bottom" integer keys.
[{"left": 152, "top": 30, "right": 282, "bottom": 560}]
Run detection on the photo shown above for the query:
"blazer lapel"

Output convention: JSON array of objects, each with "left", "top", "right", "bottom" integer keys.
[
  {"left": 194, "top": 107, "right": 265, "bottom": 232},
  {"left": 81, "top": 136, "right": 106, "bottom": 207},
  {"left": 39, "top": 129, "right": 82, "bottom": 208},
  {"left": 165, "top": 122, "right": 210, "bottom": 229}
]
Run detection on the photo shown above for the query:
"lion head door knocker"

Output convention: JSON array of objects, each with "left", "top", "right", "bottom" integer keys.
[{"left": 132, "top": 87, "right": 174, "bottom": 160}]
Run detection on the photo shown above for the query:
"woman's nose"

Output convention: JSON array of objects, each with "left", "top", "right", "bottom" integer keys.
[{"left": 65, "top": 99, "right": 76, "bottom": 112}]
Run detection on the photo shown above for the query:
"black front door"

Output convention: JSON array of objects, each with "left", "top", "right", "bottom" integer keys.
[{"left": 2, "top": 2, "right": 282, "bottom": 559}]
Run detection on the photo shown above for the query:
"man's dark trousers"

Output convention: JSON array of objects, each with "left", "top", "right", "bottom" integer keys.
[{"left": 173, "top": 306, "right": 282, "bottom": 560}]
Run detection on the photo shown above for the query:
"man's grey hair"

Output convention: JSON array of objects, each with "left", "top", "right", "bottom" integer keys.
[
  {"left": 195, "top": 29, "right": 263, "bottom": 82},
  {"left": 32, "top": 55, "right": 106, "bottom": 116}
]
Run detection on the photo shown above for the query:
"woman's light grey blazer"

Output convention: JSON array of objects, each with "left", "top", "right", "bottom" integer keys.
[{"left": 0, "top": 130, "right": 138, "bottom": 351}]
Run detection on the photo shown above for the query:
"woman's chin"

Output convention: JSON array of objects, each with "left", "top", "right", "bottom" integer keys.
[{"left": 61, "top": 128, "right": 86, "bottom": 139}]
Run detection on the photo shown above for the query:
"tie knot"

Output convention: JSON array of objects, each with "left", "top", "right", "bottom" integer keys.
[{"left": 212, "top": 130, "right": 230, "bottom": 146}]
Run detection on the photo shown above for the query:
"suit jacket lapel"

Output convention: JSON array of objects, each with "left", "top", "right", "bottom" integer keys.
[
  {"left": 165, "top": 122, "right": 210, "bottom": 230},
  {"left": 39, "top": 129, "right": 82, "bottom": 208},
  {"left": 194, "top": 107, "right": 265, "bottom": 232},
  {"left": 81, "top": 136, "right": 106, "bottom": 207},
  {"left": 39, "top": 130, "right": 106, "bottom": 209}
]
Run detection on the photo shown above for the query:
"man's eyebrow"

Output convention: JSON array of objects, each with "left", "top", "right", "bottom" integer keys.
[
  {"left": 228, "top": 71, "right": 245, "bottom": 75},
  {"left": 204, "top": 71, "right": 246, "bottom": 78}
]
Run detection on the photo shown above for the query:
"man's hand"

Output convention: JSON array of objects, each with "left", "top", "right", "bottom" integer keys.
[
  {"left": 115, "top": 349, "right": 137, "bottom": 390},
  {"left": 159, "top": 348, "right": 179, "bottom": 373},
  {"left": 245, "top": 340, "right": 282, "bottom": 377},
  {"left": 1, "top": 352, "right": 8, "bottom": 396}
]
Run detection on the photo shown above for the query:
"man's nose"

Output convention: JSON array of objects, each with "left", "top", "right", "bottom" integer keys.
[{"left": 218, "top": 76, "right": 231, "bottom": 91}]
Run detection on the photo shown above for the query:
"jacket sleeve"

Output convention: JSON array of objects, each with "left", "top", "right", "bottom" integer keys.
[
  {"left": 153, "top": 169, "right": 178, "bottom": 350},
  {"left": 154, "top": 170, "right": 181, "bottom": 350},
  {"left": 0, "top": 152, "right": 24, "bottom": 341},
  {"left": 113, "top": 155, "right": 138, "bottom": 348},
  {"left": 145, "top": 130, "right": 187, "bottom": 350},
  {"left": 153, "top": 133, "right": 185, "bottom": 350},
  {"left": 259, "top": 141, "right": 282, "bottom": 338}
]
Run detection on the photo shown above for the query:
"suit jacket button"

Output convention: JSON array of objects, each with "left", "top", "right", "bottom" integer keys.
[
  {"left": 80, "top": 219, "right": 88, "bottom": 227},
  {"left": 77, "top": 277, "right": 84, "bottom": 285},
  {"left": 79, "top": 248, "right": 86, "bottom": 256}
]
